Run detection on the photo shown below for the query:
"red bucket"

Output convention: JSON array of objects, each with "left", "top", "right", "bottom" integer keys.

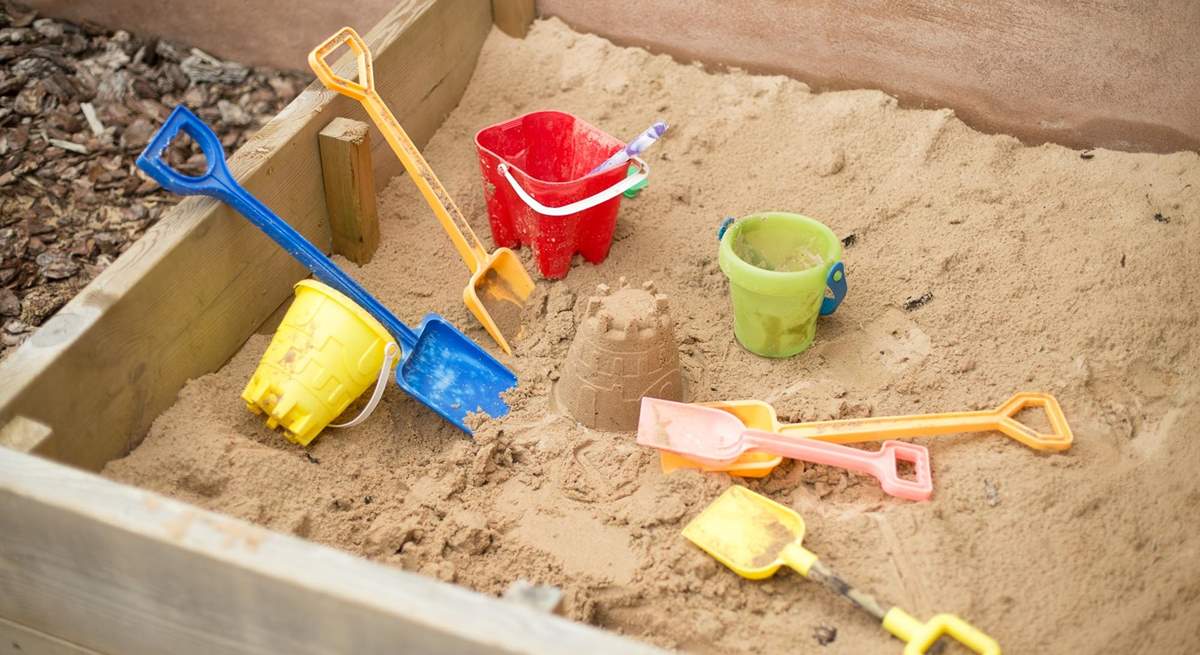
[{"left": 474, "top": 110, "right": 649, "bottom": 279}]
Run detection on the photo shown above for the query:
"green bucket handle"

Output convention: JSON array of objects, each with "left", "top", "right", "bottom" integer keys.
[{"left": 717, "top": 216, "right": 847, "bottom": 315}]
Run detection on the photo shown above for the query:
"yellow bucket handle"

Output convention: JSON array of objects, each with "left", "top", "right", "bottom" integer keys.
[{"left": 330, "top": 342, "right": 400, "bottom": 429}]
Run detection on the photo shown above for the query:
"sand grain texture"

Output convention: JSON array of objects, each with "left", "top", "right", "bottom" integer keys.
[{"left": 104, "top": 19, "right": 1200, "bottom": 654}]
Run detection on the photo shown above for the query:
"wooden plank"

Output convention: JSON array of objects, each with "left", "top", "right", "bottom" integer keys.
[
  {"left": 23, "top": 0, "right": 398, "bottom": 69},
  {"left": 0, "top": 415, "right": 52, "bottom": 453},
  {"left": 493, "top": 0, "right": 536, "bottom": 38},
  {"left": 0, "top": 617, "right": 101, "bottom": 655},
  {"left": 0, "top": 0, "right": 492, "bottom": 472},
  {"left": 0, "top": 447, "right": 661, "bottom": 655},
  {"left": 319, "top": 117, "right": 380, "bottom": 264}
]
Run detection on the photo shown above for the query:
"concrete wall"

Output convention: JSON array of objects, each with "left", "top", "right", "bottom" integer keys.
[
  {"left": 28, "top": 0, "right": 1200, "bottom": 153},
  {"left": 538, "top": 0, "right": 1200, "bottom": 154}
]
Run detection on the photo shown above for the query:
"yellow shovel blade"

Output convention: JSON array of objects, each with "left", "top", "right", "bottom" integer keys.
[
  {"left": 685, "top": 489, "right": 1003, "bottom": 655},
  {"left": 466, "top": 247, "right": 535, "bottom": 354},
  {"left": 682, "top": 486, "right": 815, "bottom": 579}
]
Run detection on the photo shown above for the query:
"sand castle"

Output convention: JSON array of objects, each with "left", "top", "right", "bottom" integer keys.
[{"left": 555, "top": 278, "right": 684, "bottom": 430}]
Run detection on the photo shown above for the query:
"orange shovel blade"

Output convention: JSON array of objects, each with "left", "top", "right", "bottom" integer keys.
[{"left": 466, "top": 247, "right": 534, "bottom": 354}]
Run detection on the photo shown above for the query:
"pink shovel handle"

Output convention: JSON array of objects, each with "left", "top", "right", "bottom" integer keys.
[{"left": 741, "top": 430, "right": 933, "bottom": 501}]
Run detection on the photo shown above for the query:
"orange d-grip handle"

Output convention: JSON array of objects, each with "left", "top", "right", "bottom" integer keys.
[
  {"left": 308, "top": 27, "right": 374, "bottom": 101},
  {"left": 780, "top": 392, "right": 1073, "bottom": 452},
  {"left": 990, "top": 392, "right": 1072, "bottom": 450}
]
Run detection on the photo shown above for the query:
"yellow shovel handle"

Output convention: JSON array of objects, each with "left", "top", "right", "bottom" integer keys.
[
  {"left": 308, "top": 27, "right": 488, "bottom": 273},
  {"left": 883, "top": 608, "right": 1001, "bottom": 655},
  {"left": 779, "top": 392, "right": 1072, "bottom": 451}
]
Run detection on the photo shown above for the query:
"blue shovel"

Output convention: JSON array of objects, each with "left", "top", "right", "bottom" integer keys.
[{"left": 136, "top": 105, "right": 515, "bottom": 434}]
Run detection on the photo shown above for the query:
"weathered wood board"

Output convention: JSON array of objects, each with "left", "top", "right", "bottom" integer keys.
[
  {"left": 0, "top": 0, "right": 491, "bottom": 472},
  {"left": 319, "top": 117, "right": 381, "bottom": 265},
  {"left": 0, "top": 447, "right": 661, "bottom": 654}
]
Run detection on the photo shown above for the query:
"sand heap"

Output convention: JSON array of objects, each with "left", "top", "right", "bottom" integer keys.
[
  {"left": 555, "top": 278, "right": 683, "bottom": 430},
  {"left": 103, "top": 18, "right": 1200, "bottom": 655}
]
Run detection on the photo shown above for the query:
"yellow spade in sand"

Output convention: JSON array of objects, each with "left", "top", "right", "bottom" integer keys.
[{"left": 683, "top": 486, "right": 1001, "bottom": 654}]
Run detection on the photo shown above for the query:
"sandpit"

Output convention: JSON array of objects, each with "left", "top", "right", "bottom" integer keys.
[{"left": 103, "top": 19, "right": 1200, "bottom": 654}]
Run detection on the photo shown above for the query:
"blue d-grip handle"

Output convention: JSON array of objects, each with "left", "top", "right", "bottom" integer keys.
[
  {"left": 135, "top": 105, "right": 419, "bottom": 348},
  {"left": 821, "top": 261, "right": 847, "bottom": 315}
]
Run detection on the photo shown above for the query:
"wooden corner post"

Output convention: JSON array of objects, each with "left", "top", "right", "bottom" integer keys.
[
  {"left": 493, "top": 0, "right": 535, "bottom": 38},
  {"left": 318, "top": 117, "right": 380, "bottom": 265}
]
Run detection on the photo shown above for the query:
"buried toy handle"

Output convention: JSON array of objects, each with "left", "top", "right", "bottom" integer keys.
[{"left": 329, "top": 342, "right": 400, "bottom": 429}]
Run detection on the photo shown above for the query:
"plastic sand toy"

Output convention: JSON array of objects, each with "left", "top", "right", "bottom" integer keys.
[
  {"left": 684, "top": 486, "right": 1001, "bottom": 654},
  {"left": 476, "top": 110, "right": 650, "bottom": 279},
  {"left": 310, "top": 27, "right": 534, "bottom": 355},
  {"left": 718, "top": 213, "right": 846, "bottom": 357},
  {"left": 659, "top": 392, "right": 1074, "bottom": 476},
  {"left": 136, "top": 106, "right": 515, "bottom": 435},
  {"left": 638, "top": 397, "right": 933, "bottom": 501},
  {"left": 242, "top": 280, "right": 397, "bottom": 446}
]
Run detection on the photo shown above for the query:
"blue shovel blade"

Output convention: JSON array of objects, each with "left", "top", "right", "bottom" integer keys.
[{"left": 398, "top": 314, "right": 516, "bottom": 431}]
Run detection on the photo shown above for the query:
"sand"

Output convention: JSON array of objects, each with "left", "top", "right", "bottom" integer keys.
[{"left": 103, "top": 19, "right": 1200, "bottom": 654}]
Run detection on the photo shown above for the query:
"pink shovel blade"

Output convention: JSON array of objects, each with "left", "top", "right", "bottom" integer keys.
[{"left": 637, "top": 397, "right": 749, "bottom": 465}]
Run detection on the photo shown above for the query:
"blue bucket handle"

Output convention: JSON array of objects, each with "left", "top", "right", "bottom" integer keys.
[
  {"left": 820, "top": 261, "right": 847, "bottom": 315},
  {"left": 136, "top": 105, "right": 420, "bottom": 348},
  {"left": 716, "top": 216, "right": 847, "bottom": 316}
]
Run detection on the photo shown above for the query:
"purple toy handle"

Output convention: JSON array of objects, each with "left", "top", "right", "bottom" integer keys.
[{"left": 589, "top": 121, "right": 668, "bottom": 175}]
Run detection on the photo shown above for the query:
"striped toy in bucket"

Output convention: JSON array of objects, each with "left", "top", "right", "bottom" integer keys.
[{"left": 475, "top": 111, "right": 649, "bottom": 279}]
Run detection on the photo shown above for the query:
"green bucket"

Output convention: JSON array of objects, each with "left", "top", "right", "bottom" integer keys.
[{"left": 718, "top": 212, "right": 845, "bottom": 358}]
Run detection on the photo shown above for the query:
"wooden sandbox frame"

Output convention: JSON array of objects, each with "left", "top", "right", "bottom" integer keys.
[
  {"left": 0, "top": 1, "right": 657, "bottom": 652},
  {"left": 8, "top": 0, "right": 1192, "bottom": 651}
]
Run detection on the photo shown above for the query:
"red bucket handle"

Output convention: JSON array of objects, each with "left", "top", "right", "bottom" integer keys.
[{"left": 497, "top": 157, "right": 649, "bottom": 217}]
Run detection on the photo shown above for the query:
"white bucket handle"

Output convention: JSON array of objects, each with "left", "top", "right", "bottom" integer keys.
[
  {"left": 330, "top": 341, "right": 399, "bottom": 429},
  {"left": 497, "top": 157, "right": 649, "bottom": 217}
]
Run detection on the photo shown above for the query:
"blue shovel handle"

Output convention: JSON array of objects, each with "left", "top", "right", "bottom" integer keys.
[
  {"left": 136, "top": 106, "right": 419, "bottom": 348},
  {"left": 717, "top": 216, "right": 847, "bottom": 316}
]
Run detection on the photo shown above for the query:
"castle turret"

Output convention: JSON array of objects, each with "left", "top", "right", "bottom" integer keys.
[{"left": 555, "top": 278, "right": 684, "bottom": 430}]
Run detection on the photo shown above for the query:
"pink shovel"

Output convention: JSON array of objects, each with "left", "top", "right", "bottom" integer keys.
[{"left": 637, "top": 397, "right": 933, "bottom": 501}]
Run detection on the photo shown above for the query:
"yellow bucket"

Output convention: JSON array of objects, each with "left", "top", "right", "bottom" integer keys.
[{"left": 242, "top": 280, "right": 395, "bottom": 446}]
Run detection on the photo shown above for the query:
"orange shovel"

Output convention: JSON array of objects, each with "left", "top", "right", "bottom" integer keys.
[
  {"left": 661, "top": 392, "right": 1072, "bottom": 477},
  {"left": 309, "top": 28, "right": 534, "bottom": 355}
]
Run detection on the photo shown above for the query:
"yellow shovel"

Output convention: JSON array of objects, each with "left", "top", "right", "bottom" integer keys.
[
  {"left": 684, "top": 486, "right": 1001, "bottom": 654},
  {"left": 309, "top": 28, "right": 535, "bottom": 355}
]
